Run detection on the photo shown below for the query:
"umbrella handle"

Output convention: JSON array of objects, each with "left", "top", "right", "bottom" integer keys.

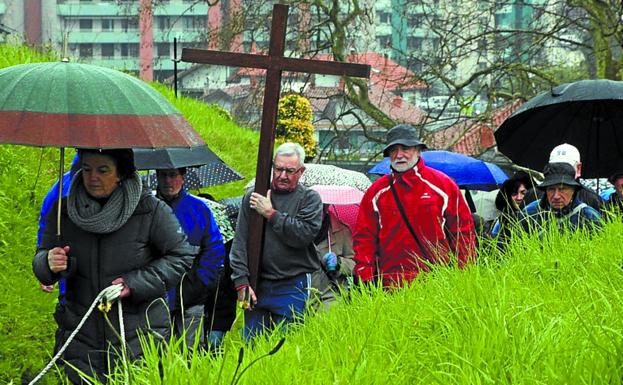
[{"left": 57, "top": 148, "right": 65, "bottom": 238}]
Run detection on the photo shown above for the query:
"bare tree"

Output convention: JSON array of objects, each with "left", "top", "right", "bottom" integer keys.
[{"left": 200, "top": 0, "right": 622, "bottom": 161}]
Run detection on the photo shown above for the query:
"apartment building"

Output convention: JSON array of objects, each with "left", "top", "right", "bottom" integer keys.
[{"left": 0, "top": 0, "right": 210, "bottom": 80}]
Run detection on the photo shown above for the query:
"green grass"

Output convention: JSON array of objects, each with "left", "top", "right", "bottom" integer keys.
[
  {"left": 91, "top": 220, "right": 623, "bottom": 385},
  {"left": 149, "top": 83, "right": 259, "bottom": 200}
]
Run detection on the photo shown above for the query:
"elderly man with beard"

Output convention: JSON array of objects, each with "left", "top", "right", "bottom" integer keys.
[
  {"left": 353, "top": 124, "right": 476, "bottom": 288},
  {"left": 230, "top": 142, "right": 323, "bottom": 341}
]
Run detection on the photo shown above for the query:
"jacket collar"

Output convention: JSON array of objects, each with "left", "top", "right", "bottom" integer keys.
[{"left": 390, "top": 157, "right": 425, "bottom": 188}]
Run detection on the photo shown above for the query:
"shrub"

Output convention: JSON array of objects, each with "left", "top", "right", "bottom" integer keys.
[{"left": 275, "top": 94, "right": 317, "bottom": 159}]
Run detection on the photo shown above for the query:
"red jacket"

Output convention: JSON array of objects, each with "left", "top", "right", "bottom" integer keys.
[{"left": 353, "top": 159, "right": 476, "bottom": 286}]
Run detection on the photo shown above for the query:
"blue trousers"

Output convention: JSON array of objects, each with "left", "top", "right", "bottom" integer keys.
[{"left": 243, "top": 273, "right": 311, "bottom": 341}]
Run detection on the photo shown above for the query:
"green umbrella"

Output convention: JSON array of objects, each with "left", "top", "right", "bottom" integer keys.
[
  {"left": 0, "top": 61, "right": 204, "bottom": 148},
  {"left": 0, "top": 61, "right": 205, "bottom": 238}
]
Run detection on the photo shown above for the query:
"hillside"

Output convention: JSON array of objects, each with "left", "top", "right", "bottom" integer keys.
[{"left": 0, "top": 43, "right": 258, "bottom": 383}]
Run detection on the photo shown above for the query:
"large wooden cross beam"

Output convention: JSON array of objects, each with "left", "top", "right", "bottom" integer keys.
[{"left": 182, "top": 3, "right": 370, "bottom": 288}]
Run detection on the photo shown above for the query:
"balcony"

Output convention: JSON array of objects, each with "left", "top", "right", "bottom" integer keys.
[
  {"left": 65, "top": 31, "right": 202, "bottom": 44},
  {"left": 57, "top": 2, "right": 208, "bottom": 17}
]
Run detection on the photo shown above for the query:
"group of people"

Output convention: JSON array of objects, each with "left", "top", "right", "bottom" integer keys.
[
  {"left": 490, "top": 142, "right": 620, "bottom": 248},
  {"left": 33, "top": 124, "right": 622, "bottom": 383}
]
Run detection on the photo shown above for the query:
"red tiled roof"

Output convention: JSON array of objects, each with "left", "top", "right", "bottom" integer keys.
[
  {"left": 427, "top": 99, "right": 524, "bottom": 156},
  {"left": 367, "top": 85, "right": 426, "bottom": 124},
  {"left": 208, "top": 82, "right": 426, "bottom": 130},
  {"left": 233, "top": 52, "right": 427, "bottom": 92}
]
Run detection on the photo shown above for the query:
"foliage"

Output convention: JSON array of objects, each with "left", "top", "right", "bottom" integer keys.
[{"left": 275, "top": 94, "right": 317, "bottom": 159}]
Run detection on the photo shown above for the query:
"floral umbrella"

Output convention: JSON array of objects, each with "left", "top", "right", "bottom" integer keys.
[
  {"left": 245, "top": 163, "right": 371, "bottom": 192},
  {"left": 300, "top": 163, "right": 371, "bottom": 192}
]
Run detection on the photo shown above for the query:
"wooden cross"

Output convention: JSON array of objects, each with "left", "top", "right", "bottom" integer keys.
[{"left": 182, "top": 3, "right": 370, "bottom": 289}]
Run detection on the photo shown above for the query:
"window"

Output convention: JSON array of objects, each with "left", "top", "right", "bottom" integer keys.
[
  {"left": 79, "top": 19, "right": 93, "bottom": 31},
  {"left": 407, "top": 37, "right": 423, "bottom": 50},
  {"left": 378, "top": 36, "right": 390, "bottom": 47},
  {"left": 128, "top": 43, "right": 139, "bottom": 57},
  {"left": 79, "top": 44, "right": 93, "bottom": 58},
  {"left": 156, "top": 43, "right": 170, "bottom": 58},
  {"left": 121, "top": 18, "right": 138, "bottom": 32},
  {"left": 121, "top": 44, "right": 139, "bottom": 57},
  {"left": 157, "top": 16, "right": 171, "bottom": 30},
  {"left": 379, "top": 12, "right": 391, "bottom": 24},
  {"left": 184, "top": 16, "right": 205, "bottom": 30},
  {"left": 101, "top": 44, "right": 114, "bottom": 58},
  {"left": 101, "top": 19, "right": 114, "bottom": 31}
]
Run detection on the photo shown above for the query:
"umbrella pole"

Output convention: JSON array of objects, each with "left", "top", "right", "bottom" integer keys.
[
  {"left": 57, "top": 147, "right": 65, "bottom": 240},
  {"left": 464, "top": 189, "right": 476, "bottom": 213}
]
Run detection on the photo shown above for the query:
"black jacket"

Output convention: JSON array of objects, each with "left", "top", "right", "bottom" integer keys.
[{"left": 33, "top": 193, "right": 196, "bottom": 383}]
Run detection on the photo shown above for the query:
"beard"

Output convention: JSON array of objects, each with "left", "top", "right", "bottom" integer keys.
[{"left": 390, "top": 158, "right": 418, "bottom": 173}]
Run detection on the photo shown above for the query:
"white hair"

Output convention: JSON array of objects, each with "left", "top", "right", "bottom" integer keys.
[{"left": 274, "top": 142, "right": 305, "bottom": 167}]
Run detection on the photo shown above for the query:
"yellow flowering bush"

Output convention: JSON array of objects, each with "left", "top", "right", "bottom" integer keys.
[{"left": 275, "top": 94, "right": 317, "bottom": 159}]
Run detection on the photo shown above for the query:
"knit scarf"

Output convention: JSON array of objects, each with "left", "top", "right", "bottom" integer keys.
[{"left": 68, "top": 170, "right": 142, "bottom": 234}]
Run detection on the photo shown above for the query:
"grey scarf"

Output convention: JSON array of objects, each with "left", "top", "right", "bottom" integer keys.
[{"left": 68, "top": 170, "right": 142, "bottom": 234}]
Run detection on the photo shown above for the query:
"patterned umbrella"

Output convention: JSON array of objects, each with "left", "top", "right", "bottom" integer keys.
[
  {"left": 133, "top": 146, "right": 220, "bottom": 169},
  {"left": 246, "top": 163, "right": 371, "bottom": 192},
  {"left": 310, "top": 185, "right": 364, "bottom": 205},
  {"left": 219, "top": 195, "right": 244, "bottom": 228},
  {"left": 328, "top": 204, "right": 359, "bottom": 233},
  {"left": 203, "top": 200, "right": 235, "bottom": 242},
  {"left": 300, "top": 164, "right": 371, "bottom": 191},
  {"left": 146, "top": 162, "right": 244, "bottom": 190}
]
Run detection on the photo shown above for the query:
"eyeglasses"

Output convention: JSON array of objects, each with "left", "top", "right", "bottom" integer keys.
[{"left": 272, "top": 166, "right": 302, "bottom": 176}]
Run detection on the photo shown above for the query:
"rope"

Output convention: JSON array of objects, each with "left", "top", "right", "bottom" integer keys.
[{"left": 28, "top": 284, "right": 125, "bottom": 385}]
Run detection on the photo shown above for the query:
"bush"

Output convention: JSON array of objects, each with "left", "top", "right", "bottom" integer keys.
[{"left": 275, "top": 94, "right": 317, "bottom": 159}]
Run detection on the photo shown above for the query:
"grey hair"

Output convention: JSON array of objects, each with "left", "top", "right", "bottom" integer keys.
[{"left": 274, "top": 142, "right": 305, "bottom": 167}]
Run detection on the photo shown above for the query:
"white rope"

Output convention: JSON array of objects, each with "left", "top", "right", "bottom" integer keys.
[{"left": 28, "top": 283, "right": 124, "bottom": 385}]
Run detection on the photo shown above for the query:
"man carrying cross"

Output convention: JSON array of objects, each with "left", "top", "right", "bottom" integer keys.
[
  {"left": 180, "top": 3, "right": 369, "bottom": 340},
  {"left": 229, "top": 142, "right": 323, "bottom": 340}
]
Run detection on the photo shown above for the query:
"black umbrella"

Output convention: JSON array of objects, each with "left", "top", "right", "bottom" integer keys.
[
  {"left": 135, "top": 146, "right": 244, "bottom": 189},
  {"left": 495, "top": 79, "right": 623, "bottom": 178},
  {"left": 133, "top": 145, "right": 220, "bottom": 169},
  {"left": 145, "top": 162, "right": 244, "bottom": 190}
]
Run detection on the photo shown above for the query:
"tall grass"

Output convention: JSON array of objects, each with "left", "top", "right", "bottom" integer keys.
[{"left": 96, "top": 220, "right": 623, "bottom": 385}]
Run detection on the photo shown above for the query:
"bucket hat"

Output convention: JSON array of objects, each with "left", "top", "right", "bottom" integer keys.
[
  {"left": 382, "top": 124, "right": 427, "bottom": 157},
  {"left": 537, "top": 162, "right": 582, "bottom": 190}
]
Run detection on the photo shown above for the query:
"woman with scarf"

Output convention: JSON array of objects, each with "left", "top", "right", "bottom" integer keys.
[{"left": 33, "top": 149, "right": 196, "bottom": 384}]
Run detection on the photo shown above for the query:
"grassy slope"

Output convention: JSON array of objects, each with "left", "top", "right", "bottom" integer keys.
[
  {"left": 0, "top": 44, "right": 258, "bottom": 383},
  {"left": 117, "top": 222, "right": 623, "bottom": 385}
]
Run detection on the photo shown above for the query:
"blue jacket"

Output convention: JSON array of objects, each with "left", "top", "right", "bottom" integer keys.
[
  {"left": 164, "top": 189, "right": 225, "bottom": 309},
  {"left": 522, "top": 196, "right": 602, "bottom": 233},
  {"left": 37, "top": 155, "right": 80, "bottom": 304}
]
